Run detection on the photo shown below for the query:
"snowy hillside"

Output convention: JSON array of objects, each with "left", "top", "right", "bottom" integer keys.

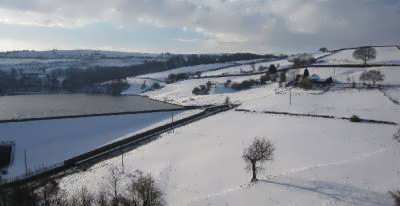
[
  {"left": 60, "top": 110, "right": 399, "bottom": 206},
  {"left": 0, "top": 50, "right": 167, "bottom": 71},
  {"left": 123, "top": 58, "right": 278, "bottom": 95},
  {"left": 0, "top": 50, "right": 158, "bottom": 59},
  {"left": 54, "top": 46, "right": 400, "bottom": 205},
  {"left": 2, "top": 45, "right": 400, "bottom": 206},
  {"left": 200, "top": 59, "right": 291, "bottom": 77},
  {"left": 318, "top": 46, "right": 400, "bottom": 65},
  {"left": 302, "top": 66, "right": 400, "bottom": 85}
]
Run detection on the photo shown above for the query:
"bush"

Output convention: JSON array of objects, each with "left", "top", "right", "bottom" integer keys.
[
  {"left": 231, "top": 79, "right": 258, "bottom": 90},
  {"left": 319, "top": 47, "right": 328, "bottom": 53},
  {"left": 279, "top": 72, "right": 287, "bottom": 83},
  {"left": 303, "top": 68, "right": 310, "bottom": 78},
  {"left": 166, "top": 73, "right": 189, "bottom": 83},
  {"left": 206, "top": 81, "right": 212, "bottom": 89},
  {"left": 288, "top": 54, "right": 316, "bottom": 66},
  {"left": 151, "top": 82, "right": 162, "bottom": 90},
  {"left": 109, "top": 79, "right": 129, "bottom": 96},
  {"left": 224, "top": 79, "right": 232, "bottom": 88},
  {"left": 194, "top": 71, "right": 202, "bottom": 77},
  {"left": 325, "top": 77, "right": 333, "bottom": 84},
  {"left": 192, "top": 84, "right": 210, "bottom": 95},
  {"left": 192, "top": 87, "right": 200, "bottom": 95},
  {"left": 260, "top": 74, "right": 270, "bottom": 84},
  {"left": 268, "top": 65, "right": 277, "bottom": 74},
  {"left": 350, "top": 115, "right": 362, "bottom": 122},
  {"left": 298, "top": 78, "right": 313, "bottom": 90},
  {"left": 359, "top": 70, "right": 384, "bottom": 86},
  {"left": 258, "top": 66, "right": 268, "bottom": 71}
]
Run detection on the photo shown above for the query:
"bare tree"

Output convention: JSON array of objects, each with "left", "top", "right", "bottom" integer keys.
[
  {"left": 36, "top": 180, "right": 64, "bottom": 206},
  {"left": 78, "top": 187, "right": 93, "bottom": 206},
  {"left": 96, "top": 190, "right": 109, "bottom": 206},
  {"left": 68, "top": 195, "right": 79, "bottom": 206},
  {"left": 353, "top": 47, "right": 377, "bottom": 65},
  {"left": 319, "top": 47, "right": 328, "bottom": 53},
  {"left": 242, "top": 138, "right": 275, "bottom": 182},
  {"left": 110, "top": 79, "right": 129, "bottom": 96},
  {"left": 127, "top": 170, "right": 164, "bottom": 206},
  {"left": 359, "top": 70, "right": 384, "bottom": 86},
  {"left": 108, "top": 166, "right": 122, "bottom": 205},
  {"left": 68, "top": 186, "right": 93, "bottom": 206}
]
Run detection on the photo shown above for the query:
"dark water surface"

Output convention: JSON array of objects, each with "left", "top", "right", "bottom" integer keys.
[{"left": 0, "top": 94, "right": 181, "bottom": 120}]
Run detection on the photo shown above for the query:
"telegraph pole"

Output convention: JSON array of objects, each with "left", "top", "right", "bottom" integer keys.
[
  {"left": 121, "top": 151, "right": 125, "bottom": 173},
  {"left": 171, "top": 112, "right": 175, "bottom": 133},
  {"left": 289, "top": 88, "right": 292, "bottom": 106},
  {"left": 24, "top": 149, "right": 28, "bottom": 175}
]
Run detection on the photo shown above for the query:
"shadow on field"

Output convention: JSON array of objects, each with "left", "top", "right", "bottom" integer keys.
[{"left": 260, "top": 178, "right": 391, "bottom": 206}]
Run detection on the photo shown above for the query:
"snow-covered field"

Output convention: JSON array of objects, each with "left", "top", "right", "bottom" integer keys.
[
  {"left": 4, "top": 46, "right": 400, "bottom": 205},
  {"left": 137, "top": 62, "right": 236, "bottom": 81},
  {"left": 134, "top": 58, "right": 282, "bottom": 82},
  {"left": 123, "top": 61, "right": 250, "bottom": 94},
  {"left": 240, "top": 88, "right": 400, "bottom": 122},
  {"left": 124, "top": 59, "right": 282, "bottom": 96},
  {"left": 60, "top": 111, "right": 400, "bottom": 206},
  {"left": 122, "top": 78, "right": 166, "bottom": 95},
  {"left": 64, "top": 74, "right": 400, "bottom": 205},
  {"left": 383, "top": 88, "right": 400, "bottom": 103},
  {"left": 140, "top": 74, "right": 268, "bottom": 105},
  {"left": 303, "top": 66, "right": 400, "bottom": 85},
  {"left": 318, "top": 46, "right": 400, "bottom": 65},
  {"left": 200, "top": 59, "right": 290, "bottom": 77},
  {"left": 0, "top": 109, "right": 201, "bottom": 180}
]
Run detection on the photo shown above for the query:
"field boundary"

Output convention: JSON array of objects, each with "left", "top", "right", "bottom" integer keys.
[
  {"left": 235, "top": 109, "right": 397, "bottom": 125},
  {"left": 0, "top": 106, "right": 202, "bottom": 124}
]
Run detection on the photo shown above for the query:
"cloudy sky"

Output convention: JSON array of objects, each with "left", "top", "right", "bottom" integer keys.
[{"left": 0, "top": 0, "right": 399, "bottom": 53}]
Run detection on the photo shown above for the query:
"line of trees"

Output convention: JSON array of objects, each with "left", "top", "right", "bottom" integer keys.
[{"left": 0, "top": 168, "right": 164, "bottom": 206}]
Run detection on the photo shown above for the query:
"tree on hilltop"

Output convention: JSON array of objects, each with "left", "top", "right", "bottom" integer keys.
[{"left": 353, "top": 47, "right": 377, "bottom": 65}]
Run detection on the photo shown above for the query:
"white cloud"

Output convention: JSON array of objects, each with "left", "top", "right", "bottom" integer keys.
[
  {"left": 174, "top": 38, "right": 201, "bottom": 43},
  {"left": 0, "top": 38, "right": 50, "bottom": 51},
  {"left": 0, "top": 0, "right": 399, "bottom": 52}
]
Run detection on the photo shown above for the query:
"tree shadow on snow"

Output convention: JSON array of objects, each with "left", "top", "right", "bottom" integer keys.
[{"left": 259, "top": 178, "right": 392, "bottom": 206}]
